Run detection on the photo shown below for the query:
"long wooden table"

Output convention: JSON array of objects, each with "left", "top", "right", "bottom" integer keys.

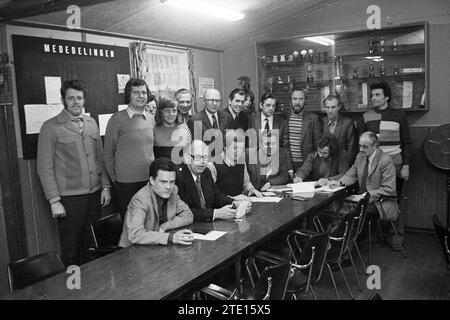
[{"left": 2, "top": 190, "right": 346, "bottom": 300}]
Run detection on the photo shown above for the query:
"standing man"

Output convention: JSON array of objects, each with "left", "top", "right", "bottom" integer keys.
[
  {"left": 357, "top": 81, "right": 412, "bottom": 183},
  {"left": 174, "top": 88, "right": 193, "bottom": 124},
  {"left": 37, "top": 80, "right": 111, "bottom": 266},
  {"left": 321, "top": 94, "right": 357, "bottom": 166},
  {"left": 223, "top": 88, "right": 248, "bottom": 130},
  {"left": 286, "top": 89, "right": 321, "bottom": 181},
  {"left": 104, "top": 78, "right": 155, "bottom": 220}
]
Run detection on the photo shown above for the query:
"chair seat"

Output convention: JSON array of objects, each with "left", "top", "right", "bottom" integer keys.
[{"left": 286, "top": 269, "right": 308, "bottom": 293}]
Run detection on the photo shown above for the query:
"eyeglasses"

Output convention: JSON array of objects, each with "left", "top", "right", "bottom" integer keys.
[
  {"left": 359, "top": 144, "right": 373, "bottom": 150},
  {"left": 191, "top": 154, "right": 209, "bottom": 162},
  {"left": 205, "top": 99, "right": 222, "bottom": 104}
]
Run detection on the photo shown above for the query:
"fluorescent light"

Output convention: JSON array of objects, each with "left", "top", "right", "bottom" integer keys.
[
  {"left": 365, "top": 56, "right": 382, "bottom": 59},
  {"left": 304, "top": 36, "right": 335, "bottom": 46},
  {"left": 162, "top": 0, "right": 245, "bottom": 21}
]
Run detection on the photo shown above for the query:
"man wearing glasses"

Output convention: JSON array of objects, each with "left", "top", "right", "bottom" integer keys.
[
  {"left": 176, "top": 140, "right": 251, "bottom": 221},
  {"left": 188, "top": 88, "right": 234, "bottom": 150}
]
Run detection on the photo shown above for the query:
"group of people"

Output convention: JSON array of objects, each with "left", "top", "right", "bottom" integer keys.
[{"left": 36, "top": 77, "right": 411, "bottom": 266}]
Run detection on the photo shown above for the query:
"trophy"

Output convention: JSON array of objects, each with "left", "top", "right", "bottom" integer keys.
[
  {"left": 368, "top": 36, "right": 374, "bottom": 54},
  {"left": 307, "top": 62, "right": 314, "bottom": 83},
  {"left": 394, "top": 63, "right": 399, "bottom": 76},
  {"left": 380, "top": 36, "right": 385, "bottom": 53},
  {"left": 380, "top": 63, "right": 386, "bottom": 77},
  {"left": 369, "top": 62, "right": 375, "bottom": 78},
  {"left": 333, "top": 57, "right": 345, "bottom": 96}
]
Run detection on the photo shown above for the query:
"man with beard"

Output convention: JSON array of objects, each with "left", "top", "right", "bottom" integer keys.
[
  {"left": 37, "top": 80, "right": 111, "bottom": 266},
  {"left": 286, "top": 89, "right": 321, "bottom": 181}
]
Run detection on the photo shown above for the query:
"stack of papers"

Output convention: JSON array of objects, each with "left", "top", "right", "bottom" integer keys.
[
  {"left": 266, "top": 185, "right": 291, "bottom": 192},
  {"left": 193, "top": 231, "right": 227, "bottom": 241},
  {"left": 249, "top": 197, "right": 282, "bottom": 203}
]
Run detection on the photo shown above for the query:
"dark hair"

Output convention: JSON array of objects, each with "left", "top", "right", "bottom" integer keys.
[
  {"left": 148, "top": 94, "right": 157, "bottom": 103},
  {"left": 370, "top": 81, "right": 392, "bottom": 102},
  {"left": 260, "top": 92, "right": 277, "bottom": 105},
  {"left": 228, "top": 88, "right": 245, "bottom": 101},
  {"left": 149, "top": 157, "right": 176, "bottom": 178},
  {"left": 243, "top": 89, "right": 255, "bottom": 114},
  {"left": 174, "top": 88, "right": 192, "bottom": 100},
  {"left": 317, "top": 133, "right": 340, "bottom": 159},
  {"left": 124, "top": 78, "right": 151, "bottom": 104},
  {"left": 155, "top": 97, "right": 182, "bottom": 126},
  {"left": 289, "top": 88, "right": 306, "bottom": 99},
  {"left": 60, "top": 80, "right": 87, "bottom": 99}
]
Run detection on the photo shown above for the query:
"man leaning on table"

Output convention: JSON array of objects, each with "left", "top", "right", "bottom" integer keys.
[{"left": 118, "top": 157, "right": 194, "bottom": 248}]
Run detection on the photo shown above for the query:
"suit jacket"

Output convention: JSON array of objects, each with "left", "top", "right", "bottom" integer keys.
[
  {"left": 321, "top": 114, "right": 357, "bottom": 165},
  {"left": 247, "top": 112, "right": 290, "bottom": 153},
  {"left": 247, "top": 148, "right": 290, "bottom": 190},
  {"left": 339, "top": 149, "right": 399, "bottom": 220},
  {"left": 188, "top": 109, "right": 234, "bottom": 143},
  {"left": 118, "top": 183, "right": 193, "bottom": 247},
  {"left": 223, "top": 107, "right": 248, "bottom": 131},
  {"left": 176, "top": 163, "right": 233, "bottom": 222},
  {"left": 286, "top": 110, "right": 321, "bottom": 170},
  {"left": 296, "top": 150, "right": 349, "bottom": 181}
]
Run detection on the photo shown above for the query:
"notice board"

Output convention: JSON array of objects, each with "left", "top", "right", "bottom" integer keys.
[{"left": 12, "top": 35, "right": 131, "bottom": 159}]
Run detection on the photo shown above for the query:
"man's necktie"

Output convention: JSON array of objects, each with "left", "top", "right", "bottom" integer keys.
[
  {"left": 195, "top": 176, "right": 206, "bottom": 209},
  {"left": 72, "top": 118, "right": 84, "bottom": 134},
  {"left": 211, "top": 114, "right": 218, "bottom": 129},
  {"left": 265, "top": 118, "right": 271, "bottom": 157},
  {"left": 360, "top": 158, "right": 369, "bottom": 193},
  {"left": 329, "top": 121, "right": 336, "bottom": 134}
]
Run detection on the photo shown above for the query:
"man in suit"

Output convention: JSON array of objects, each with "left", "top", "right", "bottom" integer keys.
[
  {"left": 176, "top": 140, "right": 251, "bottom": 222},
  {"left": 223, "top": 88, "right": 248, "bottom": 130},
  {"left": 321, "top": 94, "right": 357, "bottom": 166},
  {"left": 188, "top": 89, "right": 234, "bottom": 158},
  {"left": 118, "top": 157, "right": 193, "bottom": 248},
  {"left": 174, "top": 88, "right": 193, "bottom": 125},
  {"left": 330, "top": 131, "right": 402, "bottom": 249},
  {"left": 285, "top": 89, "right": 321, "bottom": 181},
  {"left": 37, "top": 79, "right": 111, "bottom": 266}
]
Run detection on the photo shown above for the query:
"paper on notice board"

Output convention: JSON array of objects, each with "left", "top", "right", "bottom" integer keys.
[
  {"left": 402, "top": 81, "right": 413, "bottom": 108},
  {"left": 98, "top": 113, "right": 113, "bottom": 136},
  {"left": 117, "top": 74, "right": 130, "bottom": 94},
  {"left": 198, "top": 77, "right": 214, "bottom": 97},
  {"left": 44, "top": 77, "right": 62, "bottom": 104},
  {"left": 24, "top": 104, "right": 64, "bottom": 134}
]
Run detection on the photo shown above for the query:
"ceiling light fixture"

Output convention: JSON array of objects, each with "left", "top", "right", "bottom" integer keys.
[
  {"left": 303, "top": 36, "right": 335, "bottom": 46},
  {"left": 161, "top": 0, "right": 245, "bottom": 21}
]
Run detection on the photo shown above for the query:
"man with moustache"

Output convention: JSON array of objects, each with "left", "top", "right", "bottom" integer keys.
[
  {"left": 174, "top": 88, "right": 193, "bottom": 124},
  {"left": 118, "top": 157, "right": 193, "bottom": 247},
  {"left": 286, "top": 89, "right": 321, "bottom": 181},
  {"left": 223, "top": 88, "right": 248, "bottom": 130},
  {"left": 37, "top": 79, "right": 111, "bottom": 266},
  {"left": 104, "top": 78, "right": 155, "bottom": 220}
]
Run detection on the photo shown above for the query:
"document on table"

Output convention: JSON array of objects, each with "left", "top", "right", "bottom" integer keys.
[
  {"left": 266, "top": 185, "right": 291, "bottom": 192},
  {"left": 193, "top": 231, "right": 227, "bottom": 241},
  {"left": 316, "top": 185, "right": 345, "bottom": 193},
  {"left": 290, "top": 181, "right": 317, "bottom": 193},
  {"left": 261, "top": 191, "right": 277, "bottom": 197},
  {"left": 249, "top": 197, "right": 282, "bottom": 203}
]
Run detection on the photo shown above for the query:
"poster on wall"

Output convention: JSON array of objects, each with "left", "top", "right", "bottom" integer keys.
[
  {"left": 198, "top": 77, "right": 215, "bottom": 97},
  {"left": 12, "top": 35, "right": 131, "bottom": 159}
]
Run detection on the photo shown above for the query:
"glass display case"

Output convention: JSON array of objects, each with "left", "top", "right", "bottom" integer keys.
[{"left": 256, "top": 23, "right": 427, "bottom": 114}]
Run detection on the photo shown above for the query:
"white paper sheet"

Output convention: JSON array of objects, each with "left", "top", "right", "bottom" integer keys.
[
  {"left": 402, "top": 81, "right": 413, "bottom": 108},
  {"left": 98, "top": 113, "right": 113, "bottom": 136},
  {"left": 117, "top": 74, "right": 130, "bottom": 94},
  {"left": 44, "top": 76, "right": 62, "bottom": 104},
  {"left": 24, "top": 104, "right": 64, "bottom": 134},
  {"left": 291, "top": 181, "right": 317, "bottom": 193},
  {"left": 193, "top": 231, "right": 227, "bottom": 241},
  {"left": 266, "top": 185, "right": 291, "bottom": 192},
  {"left": 249, "top": 197, "right": 282, "bottom": 203},
  {"left": 261, "top": 192, "right": 277, "bottom": 197},
  {"left": 316, "top": 185, "right": 345, "bottom": 193}
]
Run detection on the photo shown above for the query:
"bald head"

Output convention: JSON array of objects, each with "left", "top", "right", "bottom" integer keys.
[
  {"left": 184, "top": 140, "right": 209, "bottom": 176},
  {"left": 359, "top": 131, "right": 378, "bottom": 158},
  {"left": 203, "top": 89, "right": 222, "bottom": 114}
]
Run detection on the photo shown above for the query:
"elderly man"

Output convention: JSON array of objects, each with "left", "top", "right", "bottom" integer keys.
[
  {"left": 118, "top": 157, "right": 193, "bottom": 247},
  {"left": 104, "top": 78, "right": 155, "bottom": 220},
  {"left": 285, "top": 89, "right": 321, "bottom": 181},
  {"left": 37, "top": 79, "right": 111, "bottom": 266},
  {"left": 174, "top": 88, "right": 193, "bottom": 124},
  {"left": 176, "top": 140, "right": 251, "bottom": 222},
  {"left": 223, "top": 88, "right": 248, "bottom": 130},
  {"left": 321, "top": 94, "right": 357, "bottom": 166}
]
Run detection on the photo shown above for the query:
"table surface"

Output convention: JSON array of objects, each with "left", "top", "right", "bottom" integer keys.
[{"left": 1, "top": 190, "right": 345, "bottom": 300}]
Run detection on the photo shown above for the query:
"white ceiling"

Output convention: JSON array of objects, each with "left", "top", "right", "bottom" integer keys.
[{"left": 15, "top": 0, "right": 337, "bottom": 50}]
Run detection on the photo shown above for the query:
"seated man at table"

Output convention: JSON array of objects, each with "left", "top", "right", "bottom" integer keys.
[
  {"left": 208, "top": 130, "right": 262, "bottom": 199},
  {"left": 176, "top": 140, "right": 251, "bottom": 222},
  {"left": 293, "top": 133, "right": 349, "bottom": 186},
  {"left": 118, "top": 157, "right": 194, "bottom": 248},
  {"left": 329, "top": 131, "right": 402, "bottom": 249}
]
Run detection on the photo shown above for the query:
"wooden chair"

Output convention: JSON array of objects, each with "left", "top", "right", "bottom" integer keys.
[{"left": 89, "top": 213, "right": 123, "bottom": 258}]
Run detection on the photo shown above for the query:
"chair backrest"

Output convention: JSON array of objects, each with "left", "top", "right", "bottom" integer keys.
[
  {"left": 350, "top": 192, "right": 371, "bottom": 241},
  {"left": 91, "top": 213, "right": 123, "bottom": 248},
  {"left": 432, "top": 214, "right": 450, "bottom": 268},
  {"left": 328, "top": 212, "right": 356, "bottom": 261},
  {"left": 295, "top": 232, "right": 330, "bottom": 283},
  {"left": 7, "top": 251, "right": 65, "bottom": 291},
  {"left": 253, "top": 261, "right": 290, "bottom": 300}
]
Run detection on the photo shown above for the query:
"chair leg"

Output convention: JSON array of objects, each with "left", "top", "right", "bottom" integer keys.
[
  {"left": 326, "top": 263, "right": 341, "bottom": 300},
  {"left": 354, "top": 241, "right": 368, "bottom": 274},
  {"left": 377, "top": 220, "right": 384, "bottom": 243},
  {"left": 348, "top": 251, "right": 362, "bottom": 291},
  {"left": 244, "top": 258, "right": 255, "bottom": 289},
  {"left": 310, "top": 285, "right": 318, "bottom": 300},
  {"left": 368, "top": 221, "right": 373, "bottom": 266},
  {"left": 338, "top": 261, "right": 354, "bottom": 300}
]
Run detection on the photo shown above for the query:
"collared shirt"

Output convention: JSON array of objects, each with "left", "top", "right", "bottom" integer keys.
[
  {"left": 126, "top": 106, "right": 150, "bottom": 120},
  {"left": 228, "top": 107, "right": 237, "bottom": 120},
  {"left": 367, "top": 148, "right": 377, "bottom": 172},
  {"left": 205, "top": 110, "right": 219, "bottom": 129},
  {"left": 261, "top": 114, "right": 273, "bottom": 132},
  {"left": 328, "top": 117, "right": 337, "bottom": 134}
]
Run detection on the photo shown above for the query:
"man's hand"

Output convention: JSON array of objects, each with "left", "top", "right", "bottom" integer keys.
[
  {"left": 261, "top": 182, "right": 271, "bottom": 192},
  {"left": 214, "top": 205, "right": 237, "bottom": 220},
  {"left": 288, "top": 170, "right": 295, "bottom": 181},
  {"left": 249, "top": 188, "right": 263, "bottom": 198},
  {"left": 232, "top": 194, "right": 249, "bottom": 201},
  {"left": 233, "top": 200, "right": 252, "bottom": 214},
  {"left": 316, "top": 178, "right": 329, "bottom": 187},
  {"left": 101, "top": 189, "right": 111, "bottom": 207},
  {"left": 328, "top": 180, "right": 342, "bottom": 189},
  {"left": 400, "top": 165, "right": 409, "bottom": 181},
  {"left": 51, "top": 201, "right": 66, "bottom": 219},
  {"left": 172, "top": 229, "right": 194, "bottom": 245},
  {"left": 293, "top": 176, "right": 303, "bottom": 183}
]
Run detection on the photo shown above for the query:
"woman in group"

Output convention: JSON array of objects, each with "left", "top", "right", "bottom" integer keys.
[{"left": 153, "top": 97, "right": 191, "bottom": 161}]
